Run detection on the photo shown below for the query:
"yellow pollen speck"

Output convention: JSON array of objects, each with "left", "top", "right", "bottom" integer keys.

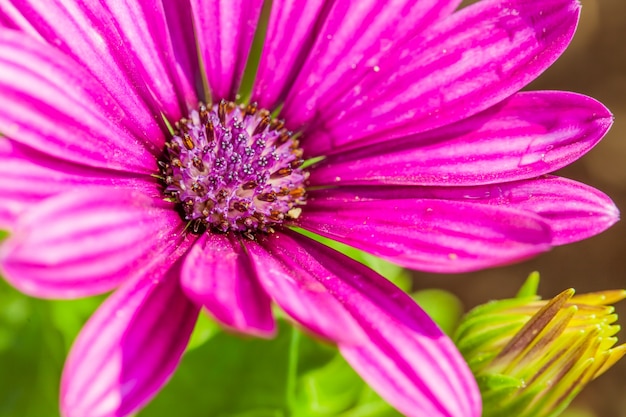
[
  {"left": 448, "top": 253, "right": 458, "bottom": 260},
  {"left": 287, "top": 207, "right": 302, "bottom": 219},
  {"left": 373, "top": 65, "right": 380, "bottom": 72}
]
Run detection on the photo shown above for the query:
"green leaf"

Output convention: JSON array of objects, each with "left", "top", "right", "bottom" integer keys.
[
  {"left": 293, "top": 354, "right": 365, "bottom": 416},
  {"left": 412, "top": 289, "right": 464, "bottom": 336},
  {"left": 139, "top": 321, "right": 317, "bottom": 417},
  {"left": 0, "top": 279, "right": 102, "bottom": 417},
  {"left": 0, "top": 281, "right": 63, "bottom": 417}
]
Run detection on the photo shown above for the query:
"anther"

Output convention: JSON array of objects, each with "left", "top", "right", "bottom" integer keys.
[
  {"left": 271, "top": 167, "right": 293, "bottom": 179},
  {"left": 191, "top": 219, "right": 206, "bottom": 234},
  {"left": 289, "top": 188, "right": 305, "bottom": 198},
  {"left": 192, "top": 157, "right": 205, "bottom": 171},
  {"left": 253, "top": 116, "right": 271, "bottom": 135},
  {"left": 191, "top": 182, "right": 205, "bottom": 195},
  {"left": 176, "top": 119, "right": 190, "bottom": 133},
  {"left": 216, "top": 189, "right": 228, "bottom": 202},
  {"left": 218, "top": 99, "right": 227, "bottom": 125},
  {"left": 199, "top": 103, "right": 209, "bottom": 125},
  {"left": 269, "top": 210, "right": 284, "bottom": 221},
  {"left": 165, "top": 141, "right": 181, "bottom": 154},
  {"left": 205, "top": 121, "right": 215, "bottom": 142},
  {"left": 292, "top": 148, "right": 304, "bottom": 159},
  {"left": 270, "top": 118, "right": 285, "bottom": 131},
  {"left": 257, "top": 192, "right": 277, "bottom": 202},
  {"left": 183, "top": 133, "right": 194, "bottom": 150},
  {"left": 244, "top": 102, "right": 258, "bottom": 117},
  {"left": 242, "top": 181, "right": 258, "bottom": 190},
  {"left": 278, "top": 131, "right": 292, "bottom": 144},
  {"left": 290, "top": 159, "right": 304, "bottom": 168},
  {"left": 201, "top": 201, "right": 214, "bottom": 217},
  {"left": 218, "top": 221, "right": 230, "bottom": 232},
  {"left": 233, "top": 201, "right": 249, "bottom": 212}
]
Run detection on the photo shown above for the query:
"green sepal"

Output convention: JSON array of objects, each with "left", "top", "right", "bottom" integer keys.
[{"left": 516, "top": 272, "right": 540, "bottom": 299}]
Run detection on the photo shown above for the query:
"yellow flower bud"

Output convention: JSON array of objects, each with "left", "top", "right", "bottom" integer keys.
[{"left": 455, "top": 273, "right": 626, "bottom": 417}]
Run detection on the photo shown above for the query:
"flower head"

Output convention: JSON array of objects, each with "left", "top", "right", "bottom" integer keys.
[
  {"left": 0, "top": 0, "right": 618, "bottom": 416},
  {"left": 456, "top": 273, "right": 626, "bottom": 417}
]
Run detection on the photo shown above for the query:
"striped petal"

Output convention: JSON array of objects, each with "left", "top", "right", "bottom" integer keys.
[
  {"left": 0, "top": 30, "right": 159, "bottom": 173},
  {"left": 61, "top": 263, "right": 199, "bottom": 417},
  {"left": 0, "top": 139, "right": 159, "bottom": 231},
  {"left": 0, "top": 188, "right": 188, "bottom": 298},
  {"left": 310, "top": 92, "right": 612, "bottom": 186},
  {"left": 299, "top": 196, "right": 552, "bottom": 273},
  {"left": 246, "top": 234, "right": 367, "bottom": 344},
  {"left": 0, "top": 0, "right": 199, "bottom": 124},
  {"left": 191, "top": 0, "right": 264, "bottom": 101},
  {"left": 307, "top": 176, "right": 619, "bottom": 246},
  {"left": 254, "top": 0, "right": 461, "bottom": 111},
  {"left": 181, "top": 233, "right": 275, "bottom": 337},
  {"left": 302, "top": 0, "right": 581, "bottom": 155}
]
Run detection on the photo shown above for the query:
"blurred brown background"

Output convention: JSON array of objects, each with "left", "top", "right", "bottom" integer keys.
[{"left": 416, "top": 1, "right": 626, "bottom": 415}]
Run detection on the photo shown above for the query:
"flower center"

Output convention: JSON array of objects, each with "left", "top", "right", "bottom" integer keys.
[{"left": 159, "top": 100, "right": 307, "bottom": 238}]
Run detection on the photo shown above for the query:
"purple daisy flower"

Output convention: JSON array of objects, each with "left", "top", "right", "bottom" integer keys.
[{"left": 0, "top": 0, "right": 617, "bottom": 416}]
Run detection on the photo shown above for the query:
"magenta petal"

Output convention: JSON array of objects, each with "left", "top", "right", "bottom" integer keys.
[
  {"left": 94, "top": 0, "right": 200, "bottom": 120},
  {"left": 463, "top": 176, "right": 619, "bottom": 246},
  {"left": 0, "top": 188, "right": 189, "bottom": 298},
  {"left": 311, "top": 92, "right": 612, "bottom": 186},
  {"left": 0, "top": 30, "right": 160, "bottom": 173},
  {"left": 2, "top": 0, "right": 198, "bottom": 125},
  {"left": 252, "top": 231, "right": 481, "bottom": 417},
  {"left": 0, "top": 2, "right": 39, "bottom": 36},
  {"left": 308, "top": 175, "right": 619, "bottom": 247},
  {"left": 61, "top": 263, "right": 200, "bottom": 417},
  {"left": 304, "top": 0, "right": 581, "bottom": 155},
  {"left": 180, "top": 233, "right": 275, "bottom": 337},
  {"left": 411, "top": 177, "right": 619, "bottom": 246},
  {"left": 0, "top": 139, "right": 159, "bottom": 230},
  {"left": 300, "top": 196, "right": 552, "bottom": 273},
  {"left": 191, "top": 0, "right": 264, "bottom": 100},
  {"left": 250, "top": 0, "right": 328, "bottom": 110},
  {"left": 245, "top": 234, "right": 367, "bottom": 344},
  {"left": 255, "top": 0, "right": 460, "bottom": 111}
]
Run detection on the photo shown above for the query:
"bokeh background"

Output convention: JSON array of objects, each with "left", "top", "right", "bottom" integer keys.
[{"left": 420, "top": 1, "right": 626, "bottom": 415}]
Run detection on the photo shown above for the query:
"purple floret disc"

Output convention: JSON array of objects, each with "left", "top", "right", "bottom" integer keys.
[{"left": 160, "top": 99, "right": 307, "bottom": 237}]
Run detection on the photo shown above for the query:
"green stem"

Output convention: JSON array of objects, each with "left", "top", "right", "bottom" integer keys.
[{"left": 285, "top": 326, "right": 301, "bottom": 411}]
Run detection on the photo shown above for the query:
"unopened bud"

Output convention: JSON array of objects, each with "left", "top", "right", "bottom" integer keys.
[{"left": 455, "top": 273, "right": 626, "bottom": 417}]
